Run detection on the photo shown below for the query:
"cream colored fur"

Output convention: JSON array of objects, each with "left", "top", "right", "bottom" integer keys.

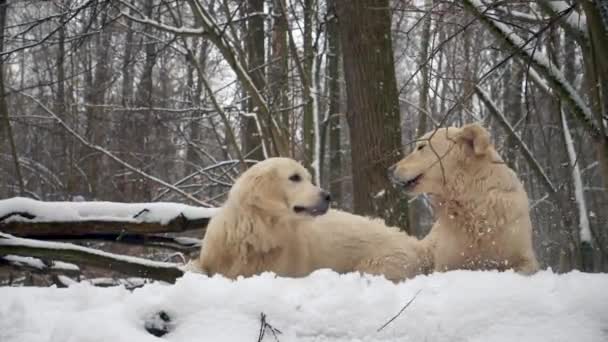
[
  {"left": 391, "top": 124, "right": 539, "bottom": 274},
  {"left": 197, "top": 157, "right": 432, "bottom": 282}
]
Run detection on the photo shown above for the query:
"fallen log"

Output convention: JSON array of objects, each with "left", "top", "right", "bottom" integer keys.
[
  {"left": 0, "top": 233, "right": 185, "bottom": 283},
  {"left": 0, "top": 197, "right": 215, "bottom": 238},
  {"left": 0, "top": 216, "right": 209, "bottom": 238}
]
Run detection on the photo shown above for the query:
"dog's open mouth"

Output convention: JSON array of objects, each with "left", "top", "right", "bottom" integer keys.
[
  {"left": 395, "top": 174, "right": 423, "bottom": 191},
  {"left": 293, "top": 204, "right": 329, "bottom": 217}
]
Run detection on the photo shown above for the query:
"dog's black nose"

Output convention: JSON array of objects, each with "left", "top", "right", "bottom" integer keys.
[{"left": 321, "top": 190, "right": 331, "bottom": 202}]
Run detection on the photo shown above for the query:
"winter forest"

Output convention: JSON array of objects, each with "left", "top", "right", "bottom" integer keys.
[
  {"left": 0, "top": 0, "right": 608, "bottom": 284},
  {"left": 2, "top": 0, "right": 608, "bottom": 340}
]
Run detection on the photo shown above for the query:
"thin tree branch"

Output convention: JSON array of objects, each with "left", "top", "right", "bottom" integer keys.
[
  {"left": 462, "top": 0, "right": 603, "bottom": 142},
  {"left": 474, "top": 85, "right": 558, "bottom": 195},
  {"left": 16, "top": 91, "right": 212, "bottom": 207}
]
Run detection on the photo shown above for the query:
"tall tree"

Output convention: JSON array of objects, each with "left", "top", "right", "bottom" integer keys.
[
  {"left": 335, "top": 0, "right": 409, "bottom": 230},
  {"left": 242, "top": 0, "right": 265, "bottom": 160},
  {"left": 0, "top": 0, "right": 24, "bottom": 195},
  {"left": 302, "top": 0, "right": 315, "bottom": 168},
  {"left": 326, "top": 0, "right": 342, "bottom": 206},
  {"left": 416, "top": 0, "right": 433, "bottom": 136}
]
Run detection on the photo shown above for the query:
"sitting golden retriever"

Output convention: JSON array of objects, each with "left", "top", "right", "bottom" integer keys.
[
  {"left": 389, "top": 123, "right": 539, "bottom": 274},
  {"left": 195, "top": 157, "right": 432, "bottom": 282}
]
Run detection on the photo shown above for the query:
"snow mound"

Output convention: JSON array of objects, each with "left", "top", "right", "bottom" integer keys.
[
  {"left": 1, "top": 270, "right": 607, "bottom": 342},
  {"left": 0, "top": 197, "right": 219, "bottom": 224}
]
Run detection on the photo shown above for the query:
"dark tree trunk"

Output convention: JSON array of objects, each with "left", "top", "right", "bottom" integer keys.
[
  {"left": 270, "top": 0, "right": 290, "bottom": 129},
  {"left": 326, "top": 0, "right": 343, "bottom": 206},
  {"left": 242, "top": 0, "right": 265, "bottom": 160},
  {"left": 335, "top": 0, "right": 410, "bottom": 230},
  {"left": 302, "top": 0, "right": 315, "bottom": 168},
  {"left": 0, "top": 0, "right": 25, "bottom": 195},
  {"left": 416, "top": 0, "right": 433, "bottom": 137}
]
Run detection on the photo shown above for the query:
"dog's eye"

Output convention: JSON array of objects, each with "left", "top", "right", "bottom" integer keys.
[
  {"left": 289, "top": 174, "right": 302, "bottom": 182},
  {"left": 417, "top": 144, "right": 426, "bottom": 151}
]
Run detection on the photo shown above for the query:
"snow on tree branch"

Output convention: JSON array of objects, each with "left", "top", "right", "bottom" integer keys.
[
  {"left": 537, "top": 0, "right": 588, "bottom": 44},
  {"left": 463, "top": 0, "right": 603, "bottom": 142},
  {"left": 474, "top": 85, "right": 557, "bottom": 195},
  {"left": 560, "top": 110, "right": 591, "bottom": 243},
  {"left": 119, "top": 6, "right": 206, "bottom": 36}
]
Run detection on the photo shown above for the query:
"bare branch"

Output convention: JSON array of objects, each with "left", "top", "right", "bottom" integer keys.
[
  {"left": 462, "top": 0, "right": 603, "bottom": 142},
  {"left": 474, "top": 85, "right": 557, "bottom": 195},
  {"left": 16, "top": 91, "right": 212, "bottom": 207}
]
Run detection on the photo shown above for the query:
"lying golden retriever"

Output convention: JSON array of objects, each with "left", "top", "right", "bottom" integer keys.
[
  {"left": 195, "top": 157, "right": 432, "bottom": 282},
  {"left": 390, "top": 123, "right": 539, "bottom": 274}
]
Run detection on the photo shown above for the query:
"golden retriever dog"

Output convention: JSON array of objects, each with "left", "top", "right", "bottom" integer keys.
[
  {"left": 196, "top": 157, "right": 432, "bottom": 282},
  {"left": 389, "top": 123, "right": 539, "bottom": 274}
]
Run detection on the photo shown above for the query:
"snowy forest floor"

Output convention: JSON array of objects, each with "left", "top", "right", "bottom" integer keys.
[{"left": 1, "top": 270, "right": 607, "bottom": 342}]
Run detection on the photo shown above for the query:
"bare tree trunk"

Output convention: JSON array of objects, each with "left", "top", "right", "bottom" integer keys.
[
  {"left": 0, "top": 0, "right": 25, "bottom": 195},
  {"left": 243, "top": 0, "right": 266, "bottom": 160},
  {"left": 84, "top": 8, "right": 112, "bottom": 199},
  {"left": 416, "top": 0, "right": 433, "bottom": 136},
  {"left": 121, "top": 15, "right": 134, "bottom": 107},
  {"left": 335, "top": 0, "right": 409, "bottom": 230},
  {"left": 580, "top": 0, "right": 608, "bottom": 190},
  {"left": 55, "top": 1, "right": 74, "bottom": 197},
  {"left": 503, "top": 61, "right": 524, "bottom": 167},
  {"left": 270, "top": 0, "right": 290, "bottom": 129},
  {"left": 131, "top": 1, "right": 157, "bottom": 201},
  {"left": 302, "top": 0, "right": 315, "bottom": 168},
  {"left": 186, "top": 40, "right": 209, "bottom": 173},
  {"left": 325, "top": 0, "right": 342, "bottom": 206}
]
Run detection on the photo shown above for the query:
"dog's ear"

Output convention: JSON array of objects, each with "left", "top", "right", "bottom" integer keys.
[
  {"left": 456, "top": 123, "right": 491, "bottom": 156},
  {"left": 248, "top": 170, "right": 289, "bottom": 212}
]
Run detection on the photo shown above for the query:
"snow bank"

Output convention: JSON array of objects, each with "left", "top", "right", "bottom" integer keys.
[
  {"left": 0, "top": 197, "right": 219, "bottom": 225},
  {"left": 1, "top": 270, "right": 607, "bottom": 342}
]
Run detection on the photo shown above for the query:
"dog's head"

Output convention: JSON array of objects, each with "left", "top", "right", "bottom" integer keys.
[
  {"left": 228, "top": 157, "right": 331, "bottom": 218},
  {"left": 389, "top": 123, "right": 493, "bottom": 196}
]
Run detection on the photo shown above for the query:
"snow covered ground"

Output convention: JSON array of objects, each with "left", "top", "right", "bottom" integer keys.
[
  {"left": 1, "top": 270, "right": 607, "bottom": 342},
  {"left": 0, "top": 197, "right": 218, "bottom": 224}
]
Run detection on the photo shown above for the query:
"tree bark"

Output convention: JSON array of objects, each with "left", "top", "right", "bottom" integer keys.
[
  {"left": 326, "top": 0, "right": 342, "bottom": 206},
  {"left": 303, "top": 0, "right": 315, "bottom": 168},
  {"left": 335, "top": 0, "right": 409, "bottom": 230},
  {"left": 416, "top": 0, "right": 433, "bottom": 136},
  {"left": 83, "top": 7, "right": 112, "bottom": 198},
  {"left": 0, "top": 216, "right": 209, "bottom": 238},
  {"left": 242, "top": 0, "right": 266, "bottom": 160},
  {"left": 270, "top": 0, "right": 290, "bottom": 130},
  {"left": 0, "top": 0, "right": 25, "bottom": 195}
]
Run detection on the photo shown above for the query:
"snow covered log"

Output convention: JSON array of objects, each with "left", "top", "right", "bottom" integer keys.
[
  {"left": 1, "top": 254, "right": 80, "bottom": 276},
  {"left": 0, "top": 197, "right": 216, "bottom": 238},
  {"left": 0, "top": 233, "right": 184, "bottom": 283}
]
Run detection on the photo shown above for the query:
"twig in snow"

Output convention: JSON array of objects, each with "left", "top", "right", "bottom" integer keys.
[
  {"left": 377, "top": 289, "right": 422, "bottom": 332},
  {"left": 257, "top": 312, "right": 282, "bottom": 342},
  {"left": 132, "top": 209, "right": 150, "bottom": 219}
]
